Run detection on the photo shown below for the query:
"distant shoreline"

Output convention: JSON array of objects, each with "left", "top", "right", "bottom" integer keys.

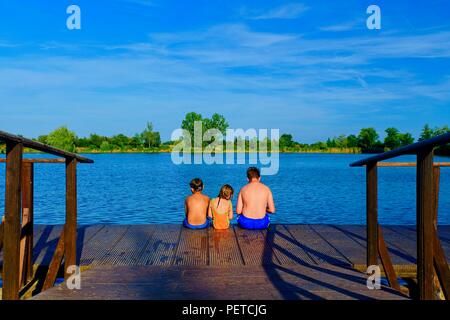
[
  {"left": 1, "top": 148, "right": 448, "bottom": 157},
  {"left": 4, "top": 149, "right": 362, "bottom": 155}
]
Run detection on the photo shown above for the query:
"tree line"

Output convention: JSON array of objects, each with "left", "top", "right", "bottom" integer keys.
[
  {"left": 0, "top": 113, "right": 449, "bottom": 155},
  {"left": 280, "top": 125, "right": 449, "bottom": 155}
]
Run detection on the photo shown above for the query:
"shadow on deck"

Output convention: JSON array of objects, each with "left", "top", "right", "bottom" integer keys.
[{"left": 6, "top": 224, "right": 448, "bottom": 300}]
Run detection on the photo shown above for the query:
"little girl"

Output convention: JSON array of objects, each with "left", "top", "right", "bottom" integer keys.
[{"left": 208, "top": 184, "right": 234, "bottom": 230}]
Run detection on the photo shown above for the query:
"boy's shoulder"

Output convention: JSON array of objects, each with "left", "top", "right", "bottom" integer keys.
[{"left": 201, "top": 194, "right": 210, "bottom": 201}]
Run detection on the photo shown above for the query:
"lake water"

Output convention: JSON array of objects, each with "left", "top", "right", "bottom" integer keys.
[{"left": 0, "top": 153, "right": 449, "bottom": 225}]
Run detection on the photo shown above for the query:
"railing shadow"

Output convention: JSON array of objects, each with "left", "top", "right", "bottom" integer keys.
[
  {"left": 261, "top": 225, "right": 406, "bottom": 300},
  {"left": 33, "top": 225, "right": 59, "bottom": 266},
  {"left": 332, "top": 225, "right": 417, "bottom": 264}
]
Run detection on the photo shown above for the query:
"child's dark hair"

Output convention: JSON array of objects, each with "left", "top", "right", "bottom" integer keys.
[
  {"left": 218, "top": 184, "right": 234, "bottom": 200},
  {"left": 189, "top": 178, "right": 204, "bottom": 192},
  {"left": 246, "top": 167, "right": 260, "bottom": 180}
]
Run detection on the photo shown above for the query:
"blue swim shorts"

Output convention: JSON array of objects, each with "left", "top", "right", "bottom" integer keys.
[
  {"left": 237, "top": 214, "right": 270, "bottom": 230},
  {"left": 183, "top": 218, "right": 210, "bottom": 229}
]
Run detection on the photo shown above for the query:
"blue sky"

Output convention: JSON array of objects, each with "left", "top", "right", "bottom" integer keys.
[{"left": 0, "top": 0, "right": 449, "bottom": 142}]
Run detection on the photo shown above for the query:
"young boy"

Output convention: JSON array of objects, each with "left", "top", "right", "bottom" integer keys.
[
  {"left": 184, "top": 178, "right": 210, "bottom": 229},
  {"left": 236, "top": 167, "right": 275, "bottom": 229}
]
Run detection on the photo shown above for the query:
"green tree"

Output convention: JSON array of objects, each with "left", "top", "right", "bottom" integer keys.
[
  {"left": 37, "top": 135, "right": 48, "bottom": 144},
  {"left": 399, "top": 133, "right": 414, "bottom": 146},
  {"left": 181, "top": 112, "right": 229, "bottom": 149},
  {"left": 357, "top": 128, "right": 379, "bottom": 152},
  {"left": 434, "top": 125, "right": 450, "bottom": 136},
  {"left": 141, "top": 122, "right": 161, "bottom": 148},
  {"left": 279, "top": 134, "right": 295, "bottom": 150},
  {"left": 326, "top": 138, "right": 337, "bottom": 148},
  {"left": 111, "top": 134, "right": 130, "bottom": 150},
  {"left": 46, "top": 126, "right": 76, "bottom": 152},
  {"left": 151, "top": 131, "right": 161, "bottom": 148},
  {"left": 384, "top": 127, "right": 401, "bottom": 150},
  {"left": 336, "top": 135, "right": 348, "bottom": 148},
  {"left": 100, "top": 141, "right": 112, "bottom": 152},
  {"left": 346, "top": 135, "right": 358, "bottom": 148},
  {"left": 181, "top": 112, "right": 203, "bottom": 139},
  {"left": 89, "top": 134, "right": 106, "bottom": 149},
  {"left": 129, "top": 134, "right": 144, "bottom": 149},
  {"left": 419, "top": 124, "right": 434, "bottom": 141},
  {"left": 75, "top": 137, "right": 91, "bottom": 148},
  {"left": 204, "top": 113, "right": 229, "bottom": 135}
]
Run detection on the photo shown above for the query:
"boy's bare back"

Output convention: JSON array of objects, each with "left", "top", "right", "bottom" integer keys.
[
  {"left": 185, "top": 193, "right": 210, "bottom": 225},
  {"left": 237, "top": 181, "right": 275, "bottom": 219}
]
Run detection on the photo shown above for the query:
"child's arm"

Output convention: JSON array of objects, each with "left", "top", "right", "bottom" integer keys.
[
  {"left": 236, "top": 192, "right": 243, "bottom": 214},
  {"left": 228, "top": 201, "right": 233, "bottom": 220},
  {"left": 184, "top": 198, "right": 188, "bottom": 218},
  {"left": 267, "top": 189, "right": 275, "bottom": 214},
  {"left": 208, "top": 200, "right": 213, "bottom": 219}
]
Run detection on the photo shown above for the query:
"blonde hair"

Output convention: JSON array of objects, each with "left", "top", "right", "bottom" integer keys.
[{"left": 218, "top": 184, "right": 234, "bottom": 200}]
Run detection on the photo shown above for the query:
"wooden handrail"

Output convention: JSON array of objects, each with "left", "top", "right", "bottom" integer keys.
[
  {"left": 350, "top": 133, "right": 450, "bottom": 300},
  {"left": 376, "top": 162, "right": 450, "bottom": 167},
  {"left": 0, "top": 158, "right": 65, "bottom": 163},
  {"left": 0, "top": 130, "right": 93, "bottom": 163},
  {"left": 0, "top": 158, "right": 66, "bottom": 164},
  {"left": 350, "top": 132, "right": 450, "bottom": 167},
  {"left": 0, "top": 131, "right": 93, "bottom": 300}
]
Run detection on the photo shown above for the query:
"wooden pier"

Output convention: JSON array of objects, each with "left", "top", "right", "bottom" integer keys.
[
  {"left": 3, "top": 223, "right": 446, "bottom": 300},
  {"left": 1, "top": 130, "right": 450, "bottom": 300}
]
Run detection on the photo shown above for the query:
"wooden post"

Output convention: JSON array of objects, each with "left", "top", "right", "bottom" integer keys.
[
  {"left": 20, "top": 162, "right": 34, "bottom": 284},
  {"left": 433, "top": 166, "right": 440, "bottom": 229},
  {"left": 2, "top": 142, "right": 23, "bottom": 300},
  {"left": 366, "top": 162, "right": 378, "bottom": 267},
  {"left": 0, "top": 219, "right": 4, "bottom": 251},
  {"left": 377, "top": 225, "right": 400, "bottom": 290},
  {"left": 417, "top": 148, "right": 435, "bottom": 300},
  {"left": 64, "top": 158, "right": 77, "bottom": 279},
  {"left": 42, "top": 230, "right": 65, "bottom": 291}
]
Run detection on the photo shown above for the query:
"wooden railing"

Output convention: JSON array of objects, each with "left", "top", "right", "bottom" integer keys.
[
  {"left": 350, "top": 132, "right": 450, "bottom": 300},
  {"left": 0, "top": 131, "right": 93, "bottom": 300}
]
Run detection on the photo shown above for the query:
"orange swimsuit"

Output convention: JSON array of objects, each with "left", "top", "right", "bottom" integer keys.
[{"left": 210, "top": 198, "right": 231, "bottom": 230}]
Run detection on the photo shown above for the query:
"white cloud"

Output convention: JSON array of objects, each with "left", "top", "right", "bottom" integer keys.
[
  {"left": 319, "top": 20, "right": 361, "bottom": 32},
  {"left": 248, "top": 3, "right": 309, "bottom": 20}
]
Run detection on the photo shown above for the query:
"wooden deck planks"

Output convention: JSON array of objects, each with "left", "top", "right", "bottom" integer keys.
[
  {"left": 4, "top": 224, "right": 449, "bottom": 270},
  {"left": 10, "top": 224, "right": 450, "bottom": 300},
  {"left": 309, "top": 225, "right": 367, "bottom": 265},
  {"left": 234, "top": 226, "right": 281, "bottom": 265},
  {"left": 99, "top": 225, "right": 155, "bottom": 266},
  {"left": 381, "top": 226, "right": 419, "bottom": 265},
  {"left": 33, "top": 225, "right": 64, "bottom": 266},
  {"left": 285, "top": 225, "right": 352, "bottom": 266},
  {"left": 267, "top": 225, "right": 316, "bottom": 266},
  {"left": 82, "top": 225, "right": 130, "bottom": 266},
  {"left": 208, "top": 227, "right": 244, "bottom": 266},
  {"left": 137, "top": 225, "right": 180, "bottom": 266},
  {"left": 174, "top": 227, "right": 209, "bottom": 266},
  {"left": 33, "top": 265, "right": 408, "bottom": 300}
]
